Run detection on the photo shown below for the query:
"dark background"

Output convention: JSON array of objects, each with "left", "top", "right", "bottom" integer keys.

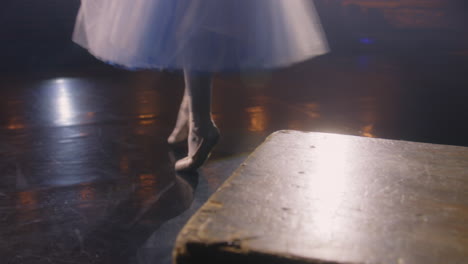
[{"left": 1, "top": 0, "right": 88, "bottom": 73}]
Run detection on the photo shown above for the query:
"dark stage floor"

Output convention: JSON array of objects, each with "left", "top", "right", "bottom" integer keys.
[{"left": 1, "top": 52, "right": 468, "bottom": 263}]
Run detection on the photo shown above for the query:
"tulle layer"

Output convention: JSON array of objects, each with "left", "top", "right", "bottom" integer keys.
[{"left": 73, "top": 0, "right": 329, "bottom": 72}]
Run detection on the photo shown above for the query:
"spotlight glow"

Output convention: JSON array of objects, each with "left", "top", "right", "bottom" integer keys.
[{"left": 54, "top": 79, "right": 74, "bottom": 126}]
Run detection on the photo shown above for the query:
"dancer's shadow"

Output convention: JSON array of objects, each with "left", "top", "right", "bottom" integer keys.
[{"left": 73, "top": 149, "right": 198, "bottom": 264}]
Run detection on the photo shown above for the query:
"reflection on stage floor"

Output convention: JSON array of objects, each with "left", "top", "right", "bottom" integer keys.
[{"left": 1, "top": 52, "right": 468, "bottom": 263}]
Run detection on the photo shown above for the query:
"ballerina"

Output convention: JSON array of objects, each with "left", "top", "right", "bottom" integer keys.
[{"left": 73, "top": 0, "right": 329, "bottom": 171}]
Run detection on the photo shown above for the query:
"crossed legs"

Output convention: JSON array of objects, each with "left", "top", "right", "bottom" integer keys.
[{"left": 169, "top": 69, "right": 220, "bottom": 171}]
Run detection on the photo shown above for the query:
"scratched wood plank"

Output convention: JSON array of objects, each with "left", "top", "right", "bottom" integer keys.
[{"left": 174, "top": 131, "right": 468, "bottom": 264}]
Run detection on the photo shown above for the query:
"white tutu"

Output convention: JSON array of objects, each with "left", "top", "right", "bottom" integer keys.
[{"left": 73, "top": 0, "right": 329, "bottom": 72}]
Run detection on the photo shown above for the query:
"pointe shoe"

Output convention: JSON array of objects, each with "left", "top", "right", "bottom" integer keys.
[{"left": 175, "top": 126, "right": 220, "bottom": 172}]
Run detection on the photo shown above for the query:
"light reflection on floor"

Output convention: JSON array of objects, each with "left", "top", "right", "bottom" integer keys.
[{"left": 0, "top": 52, "right": 467, "bottom": 263}]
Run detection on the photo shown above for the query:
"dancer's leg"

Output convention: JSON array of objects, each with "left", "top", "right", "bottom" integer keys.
[
  {"left": 175, "top": 70, "right": 220, "bottom": 172},
  {"left": 168, "top": 86, "right": 189, "bottom": 145}
]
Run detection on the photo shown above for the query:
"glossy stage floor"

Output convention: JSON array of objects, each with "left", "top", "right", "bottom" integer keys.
[{"left": 1, "top": 52, "right": 468, "bottom": 263}]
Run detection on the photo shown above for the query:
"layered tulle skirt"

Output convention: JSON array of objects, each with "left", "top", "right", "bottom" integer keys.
[{"left": 73, "top": 0, "right": 329, "bottom": 72}]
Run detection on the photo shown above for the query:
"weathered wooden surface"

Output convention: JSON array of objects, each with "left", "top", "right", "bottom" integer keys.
[{"left": 174, "top": 131, "right": 468, "bottom": 264}]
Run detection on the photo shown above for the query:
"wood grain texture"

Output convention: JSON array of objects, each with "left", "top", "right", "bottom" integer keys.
[{"left": 174, "top": 131, "right": 468, "bottom": 264}]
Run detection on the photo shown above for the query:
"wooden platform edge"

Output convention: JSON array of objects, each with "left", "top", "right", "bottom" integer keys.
[
  {"left": 172, "top": 130, "right": 468, "bottom": 264},
  {"left": 172, "top": 131, "right": 352, "bottom": 264}
]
